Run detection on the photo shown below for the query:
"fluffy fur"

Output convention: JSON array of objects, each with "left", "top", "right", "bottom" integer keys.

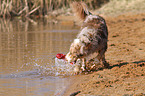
[{"left": 66, "top": 1, "right": 109, "bottom": 72}]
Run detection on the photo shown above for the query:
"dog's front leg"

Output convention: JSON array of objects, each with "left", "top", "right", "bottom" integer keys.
[{"left": 81, "top": 58, "right": 86, "bottom": 71}]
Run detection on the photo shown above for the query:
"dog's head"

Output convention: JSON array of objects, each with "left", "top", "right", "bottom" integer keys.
[
  {"left": 65, "top": 52, "right": 74, "bottom": 63},
  {"left": 66, "top": 39, "right": 81, "bottom": 63}
]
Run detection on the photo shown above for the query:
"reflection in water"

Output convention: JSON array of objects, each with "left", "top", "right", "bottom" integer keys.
[{"left": 0, "top": 18, "right": 79, "bottom": 96}]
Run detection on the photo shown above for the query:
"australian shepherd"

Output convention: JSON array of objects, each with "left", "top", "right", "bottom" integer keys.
[{"left": 65, "top": 1, "right": 109, "bottom": 73}]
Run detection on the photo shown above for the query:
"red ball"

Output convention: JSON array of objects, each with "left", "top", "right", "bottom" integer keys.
[{"left": 56, "top": 53, "right": 66, "bottom": 59}]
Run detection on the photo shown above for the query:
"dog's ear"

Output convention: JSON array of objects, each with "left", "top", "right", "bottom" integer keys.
[{"left": 71, "top": 1, "right": 91, "bottom": 23}]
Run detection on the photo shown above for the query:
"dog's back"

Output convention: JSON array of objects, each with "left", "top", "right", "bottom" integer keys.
[
  {"left": 70, "top": 2, "right": 108, "bottom": 57},
  {"left": 77, "top": 15, "right": 108, "bottom": 54}
]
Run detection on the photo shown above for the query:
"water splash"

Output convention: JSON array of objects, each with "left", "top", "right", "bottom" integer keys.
[
  {"left": 19, "top": 54, "right": 101, "bottom": 77},
  {"left": 18, "top": 57, "right": 76, "bottom": 76},
  {"left": 54, "top": 58, "right": 76, "bottom": 75}
]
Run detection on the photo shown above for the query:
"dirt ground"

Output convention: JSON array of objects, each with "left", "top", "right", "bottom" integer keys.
[{"left": 63, "top": 13, "right": 145, "bottom": 96}]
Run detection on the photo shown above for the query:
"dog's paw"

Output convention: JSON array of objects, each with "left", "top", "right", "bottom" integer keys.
[
  {"left": 81, "top": 67, "right": 86, "bottom": 71},
  {"left": 74, "top": 72, "right": 79, "bottom": 75}
]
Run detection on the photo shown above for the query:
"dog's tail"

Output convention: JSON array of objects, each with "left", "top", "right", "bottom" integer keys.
[{"left": 71, "top": 1, "right": 91, "bottom": 22}]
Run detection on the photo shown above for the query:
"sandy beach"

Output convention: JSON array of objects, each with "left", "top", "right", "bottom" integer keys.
[{"left": 63, "top": 13, "right": 145, "bottom": 96}]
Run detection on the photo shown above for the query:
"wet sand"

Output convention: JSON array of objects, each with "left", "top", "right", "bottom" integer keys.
[{"left": 63, "top": 13, "right": 145, "bottom": 96}]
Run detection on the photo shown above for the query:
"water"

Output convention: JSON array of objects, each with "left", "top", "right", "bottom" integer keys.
[{"left": 0, "top": 18, "right": 79, "bottom": 96}]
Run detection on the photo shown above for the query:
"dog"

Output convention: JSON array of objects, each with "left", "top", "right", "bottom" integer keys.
[{"left": 65, "top": 1, "right": 109, "bottom": 73}]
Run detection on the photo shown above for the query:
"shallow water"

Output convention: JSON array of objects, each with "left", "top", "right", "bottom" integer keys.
[{"left": 0, "top": 18, "right": 79, "bottom": 96}]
